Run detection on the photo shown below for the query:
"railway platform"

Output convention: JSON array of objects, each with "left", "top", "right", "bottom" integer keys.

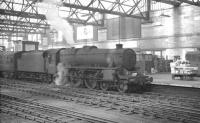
[{"left": 150, "top": 73, "right": 200, "bottom": 88}]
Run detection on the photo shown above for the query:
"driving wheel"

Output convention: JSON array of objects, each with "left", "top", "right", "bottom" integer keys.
[
  {"left": 100, "top": 81, "right": 109, "bottom": 91},
  {"left": 117, "top": 80, "right": 128, "bottom": 93}
]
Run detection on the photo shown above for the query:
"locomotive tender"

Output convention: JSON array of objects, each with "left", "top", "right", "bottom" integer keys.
[{"left": 0, "top": 46, "right": 153, "bottom": 92}]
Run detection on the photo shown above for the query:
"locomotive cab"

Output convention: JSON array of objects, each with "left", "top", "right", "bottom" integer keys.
[{"left": 43, "top": 48, "right": 65, "bottom": 74}]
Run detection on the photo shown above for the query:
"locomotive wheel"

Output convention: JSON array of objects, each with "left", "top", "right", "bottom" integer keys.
[
  {"left": 84, "top": 77, "right": 97, "bottom": 89},
  {"left": 117, "top": 80, "right": 128, "bottom": 93},
  {"left": 130, "top": 85, "right": 141, "bottom": 92},
  {"left": 69, "top": 72, "right": 83, "bottom": 87},
  {"left": 70, "top": 77, "right": 82, "bottom": 87},
  {"left": 2, "top": 72, "right": 9, "bottom": 78},
  {"left": 48, "top": 75, "right": 53, "bottom": 83},
  {"left": 100, "top": 81, "right": 109, "bottom": 91},
  {"left": 9, "top": 72, "right": 14, "bottom": 79}
]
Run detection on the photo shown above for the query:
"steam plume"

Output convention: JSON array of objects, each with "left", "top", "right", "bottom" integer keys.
[
  {"left": 54, "top": 63, "right": 67, "bottom": 86},
  {"left": 38, "top": 0, "right": 74, "bottom": 46}
]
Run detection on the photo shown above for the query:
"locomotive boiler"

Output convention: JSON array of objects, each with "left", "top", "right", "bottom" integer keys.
[
  {"left": 60, "top": 46, "right": 136, "bottom": 69},
  {"left": 60, "top": 46, "right": 152, "bottom": 92}
]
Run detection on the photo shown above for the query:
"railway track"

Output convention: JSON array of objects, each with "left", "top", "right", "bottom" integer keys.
[
  {"left": 0, "top": 94, "right": 117, "bottom": 123},
  {"left": 1, "top": 78, "right": 200, "bottom": 123},
  {"left": 2, "top": 78, "right": 200, "bottom": 110}
]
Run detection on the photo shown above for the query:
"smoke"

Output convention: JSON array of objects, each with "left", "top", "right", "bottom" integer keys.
[
  {"left": 54, "top": 63, "right": 67, "bottom": 86},
  {"left": 38, "top": 0, "right": 74, "bottom": 46}
]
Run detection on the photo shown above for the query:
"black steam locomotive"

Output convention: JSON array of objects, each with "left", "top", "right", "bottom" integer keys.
[{"left": 0, "top": 46, "right": 153, "bottom": 92}]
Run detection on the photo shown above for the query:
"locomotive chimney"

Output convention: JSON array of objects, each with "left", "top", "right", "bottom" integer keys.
[{"left": 116, "top": 44, "right": 123, "bottom": 49}]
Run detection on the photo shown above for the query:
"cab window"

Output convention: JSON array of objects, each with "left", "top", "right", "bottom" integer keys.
[{"left": 48, "top": 54, "right": 55, "bottom": 64}]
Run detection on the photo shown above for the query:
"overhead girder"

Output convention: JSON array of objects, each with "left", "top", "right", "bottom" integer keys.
[
  {"left": 64, "top": 7, "right": 104, "bottom": 26},
  {"left": 61, "top": 0, "right": 150, "bottom": 20},
  {"left": 0, "top": 30, "right": 45, "bottom": 34},
  {"left": 0, "top": 0, "right": 152, "bottom": 28},
  {"left": 0, "top": 0, "right": 48, "bottom": 35},
  {"left": 0, "top": 32, "right": 31, "bottom": 37},
  {"left": 0, "top": 26, "right": 46, "bottom": 34},
  {"left": 0, "top": 25, "right": 46, "bottom": 34},
  {"left": 0, "top": 9, "right": 46, "bottom": 20},
  {"left": 68, "top": 18, "right": 103, "bottom": 26},
  {"left": 0, "top": 19, "right": 49, "bottom": 29},
  {"left": 153, "top": 0, "right": 181, "bottom": 6},
  {"left": 176, "top": 0, "right": 200, "bottom": 6},
  {"left": 155, "top": 0, "right": 200, "bottom": 6},
  {"left": 0, "top": 8, "right": 103, "bottom": 26},
  {"left": 0, "top": 37, "right": 7, "bottom": 39},
  {"left": 0, "top": 24, "right": 44, "bottom": 32},
  {"left": 0, "top": 0, "right": 104, "bottom": 37}
]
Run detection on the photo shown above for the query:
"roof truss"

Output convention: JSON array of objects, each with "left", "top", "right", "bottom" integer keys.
[{"left": 153, "top": 0, "right": 181, "bottom": 6}]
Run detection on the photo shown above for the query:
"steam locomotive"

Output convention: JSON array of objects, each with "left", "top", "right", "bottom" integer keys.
[{"left": 0, "top": 46, "right": 153, "bottom": 92}]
